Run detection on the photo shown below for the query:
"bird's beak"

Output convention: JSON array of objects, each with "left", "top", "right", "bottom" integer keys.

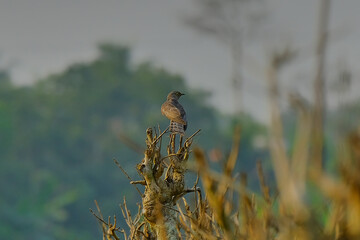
[{"left": 181, "top": 93, "right": 185, "bottom": 96}]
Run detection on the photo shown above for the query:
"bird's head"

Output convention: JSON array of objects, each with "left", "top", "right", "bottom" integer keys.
[{"left": 167, "top": 91, "right": 185, "bottom": 100}]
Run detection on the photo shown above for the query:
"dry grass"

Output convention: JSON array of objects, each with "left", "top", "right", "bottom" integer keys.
[{"left": 91, "top": 116, "right": 360, "bottom": 240}]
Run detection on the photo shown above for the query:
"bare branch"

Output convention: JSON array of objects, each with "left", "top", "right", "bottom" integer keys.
[{"left": 114, "top": 159, "right": 143, "bottom": 197}]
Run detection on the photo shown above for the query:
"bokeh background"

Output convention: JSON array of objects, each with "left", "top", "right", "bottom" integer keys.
[{"left": 0, "top": 0, "right": 359, "bottom": 239}]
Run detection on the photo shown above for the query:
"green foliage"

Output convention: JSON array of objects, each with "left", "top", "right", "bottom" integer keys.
[{"left": 0, "top": 44, "right": 267, "bottom": 239}]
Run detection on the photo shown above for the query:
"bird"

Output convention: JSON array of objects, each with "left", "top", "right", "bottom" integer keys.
[{"left": 161, "top": 91, "right": 187, "bottom": 135}]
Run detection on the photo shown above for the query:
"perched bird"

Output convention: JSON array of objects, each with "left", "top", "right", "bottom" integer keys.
[{"left": 161, "top": 91, "right": 187, "bottom": 135}]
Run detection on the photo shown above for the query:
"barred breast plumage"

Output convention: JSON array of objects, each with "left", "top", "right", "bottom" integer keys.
[{"left": 161, "top": 91, "right": 187, "bottom": 135}]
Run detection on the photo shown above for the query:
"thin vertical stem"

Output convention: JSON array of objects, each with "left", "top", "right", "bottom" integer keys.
[{"left": 312, "top": 0, "right": 331, "bottom": 169}]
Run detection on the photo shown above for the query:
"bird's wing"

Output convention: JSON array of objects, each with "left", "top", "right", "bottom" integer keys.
[
  {"left": 177, "top": 102, "right": 187, "bottom": 123},
  {"left": 179, "top": 104, "right": 187, "bottom": 131},
  {"left": 161, "top": 101, "right": 187, "bottom": 125}
]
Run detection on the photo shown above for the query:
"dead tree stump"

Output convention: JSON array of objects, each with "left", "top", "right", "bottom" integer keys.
[{"left": 133, "top": 128, "right": 199, "bottom": 239}]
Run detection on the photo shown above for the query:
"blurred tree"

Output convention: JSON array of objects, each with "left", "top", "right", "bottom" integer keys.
[
  {"left": 185, "top": 0, "right": 266, "bottom": 115},
  {"left": 0, "top": 44, "right": 267, "bottom": 239}
]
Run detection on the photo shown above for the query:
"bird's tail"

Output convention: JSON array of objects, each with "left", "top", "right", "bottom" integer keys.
[{"left": 169, "top": 121, "right": 185, "bottom": 135}]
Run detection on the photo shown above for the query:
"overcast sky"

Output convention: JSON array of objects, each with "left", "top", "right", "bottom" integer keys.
[{"left": 1, "top": 0, "right": 359, "bottom": 122}]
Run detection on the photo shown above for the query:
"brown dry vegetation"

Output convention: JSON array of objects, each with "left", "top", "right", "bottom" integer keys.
[{"left": 91, "top": 115, "right": 360, "bottom": 240}]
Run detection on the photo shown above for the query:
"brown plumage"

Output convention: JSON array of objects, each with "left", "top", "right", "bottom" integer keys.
[{"left": 161, "top": 91, "right": 187, "bottom": 135}]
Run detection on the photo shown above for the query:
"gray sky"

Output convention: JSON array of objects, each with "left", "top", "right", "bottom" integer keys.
[{"left": 0, "top": 0, "right": 359, "bottom": 122}]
